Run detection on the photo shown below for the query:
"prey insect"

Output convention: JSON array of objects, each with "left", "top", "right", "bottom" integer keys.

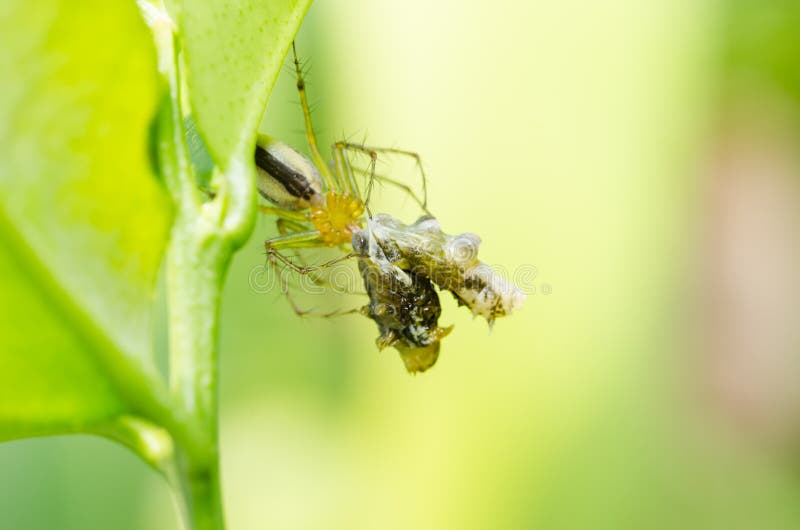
[
  {"left": 361, "top": 214, "right": 526, "bottom": 327},
  {"left": 256, "top": 43, "right": 525, "bottom": 373},
  {"left": 352, "top": 230, "right": 452, "bottom": 373}
]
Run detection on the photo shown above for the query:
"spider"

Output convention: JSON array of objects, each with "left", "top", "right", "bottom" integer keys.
[
  {"left": 256, "top": 43, "right": 430, "bottom": 279},
  {"left": 255, "top": 44, "right": 525, "bottom": 373}
]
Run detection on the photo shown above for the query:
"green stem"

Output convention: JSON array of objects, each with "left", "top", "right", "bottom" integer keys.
[
  {"left": 166, "top": 215, "right": 227, "bottom": 451},
  {"left": 169, "top": 447, "right": 225, "bottom": 530},
  {"left": 162, "top": 88, "right": 231, "bottom": 530},
  {"left": 146, "top": 12, "right": 228, "bottom": 529},
  {"left": 163, "top": 200, "right": 231, "bottom": 530},
  {"left": 139, "top": 3, "right": 257, "bottom": 528}
]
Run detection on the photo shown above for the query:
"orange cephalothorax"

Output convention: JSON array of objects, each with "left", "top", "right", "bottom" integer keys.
[{"left": 308, "top": 191, "right": 365, "bottom": 246}]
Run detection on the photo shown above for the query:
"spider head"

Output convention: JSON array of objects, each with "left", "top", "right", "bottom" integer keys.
[{"left": 308, "top": 191, "right": 365, "bottom": 246}]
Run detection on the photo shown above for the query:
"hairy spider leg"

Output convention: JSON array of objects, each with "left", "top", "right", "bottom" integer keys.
[
  {"left": 264, "top": 230, "right": 362, "bottom": 317},
  {"left": 264, "top": 232, "right": 358, "bottom": 295},
  {"left": 274, "top": 220, "right": 316, "bottom": 269},
  {"left": 332, "top": 142, "right": 378, "bottom": 216},
  {"left": 338, "top": 143, "right": 431, "bottom": 214},
  {"left": 276, "top": 218, "right": 310, "bottom": 235},
  {"left": 269, "top": 247, "right": 357, "bottom": 275},
  {"left": 274, "top": 219, "right": 351, "bottom": 289},
  {"left": 268, "top": 254, "right": 358, "bottom": 319},
  {"left": 352, "top": 166, "right": 429, "bottom": 214},
  {"left": 286, "top": 295, "right": 366, "bottom": 319},
  {"left": 258, "top": 204, "right": 318, "bottom": 273},
  {"left": 362, "top": 153, "right": 378, "bottom": 217},
  {"left": 332, "top": 143, "right": 360, "bottom": 198},
  {"left": 259, "top": 205, "right": 316, "bottom": 263},
  {"left": 291, "top": 42, "right": 337, "bottom": 191},
  {"left": 258, "top": 205, "right": 309, "bottom": 222},
  {"left": 265, "top": 230, "right": 357, "bottom": 269},
  {"left": 271, "top": 249, "right": 363, "bottom": 319}
]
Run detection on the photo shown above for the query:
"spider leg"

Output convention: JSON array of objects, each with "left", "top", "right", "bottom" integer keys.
[
  {"left": 276, "top": 218, "right": 310, "bottom": 235},
  {"left": 264, "top": 229, "right": 361, "bottom": 316},
  {"left": 332, "top": 142, "right": 378, "bottom": 215},
  {"left": 285, "top": 291, "right": 367, "bottom": 319},
  {"left": 352, "top": 166, "right": 430, "bottom": 215},
  {"left": 265, "top": 230, "right": 357, "bottom": 274},
  {"left": 266, "top": 255, "right": 357, "bottom": 319},
  {"left": 291, "top": 42, "right": 336, "bottom": 190},
  {"left": 258, "top": 204, "right": 308, "bottom": 222},
  {"left": 331, "top": 142, "right": 361, "bottom": 198},
  {"left": 269, "top": 253, "right": 362, "bottom": 318},
  {"left": 370, "top": 147, "right": 429, "bottom": 211},
  {"left": 274, "top": 219, "right": 336, "bottom": 287},
  {"left": 336, "top": 143, "right": 430, "bottom": 214},
  {"left": 259, "top": 205, "right": 319, "bottom": 275},
  {"left": 259, "top": 206, "right": 313, "bottom": 264}
]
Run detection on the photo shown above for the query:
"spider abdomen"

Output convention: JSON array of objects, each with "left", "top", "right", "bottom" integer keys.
[{"left": 254, "top": 135, "right": 322, "bottom": 210}]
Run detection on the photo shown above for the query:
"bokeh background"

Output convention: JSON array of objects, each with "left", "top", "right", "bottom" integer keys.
[{"left": 3, "top": 0, "right": 800, "bottom": 528}]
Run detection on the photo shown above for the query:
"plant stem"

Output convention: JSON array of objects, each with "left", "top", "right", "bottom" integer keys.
[
  {"left": 160, "top": 156, "right": 233, "bottom": 530},
  {"left": 149, "top": 12, "right": 230, "bottom": 528},
  {"left": 166, "top": 215, "right": 227, "bottom": 450},
  {"left": 162, "top": 105, "right": 234, "bottom": 528},
  {"left": 169, "top": 447, "right": 225, "bottom": 530},
  {"left": 139, "top": 4, "right": 257, "bottom": 528}
]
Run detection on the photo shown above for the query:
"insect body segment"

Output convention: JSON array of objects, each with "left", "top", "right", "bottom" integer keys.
[
  {"left": 352, "top": 231, "right": 452, "bottom": 373},
  {"left": 366, "top": 214, "right": 527, "bottom": 326}
]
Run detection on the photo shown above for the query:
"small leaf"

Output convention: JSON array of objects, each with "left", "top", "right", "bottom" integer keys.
[
  {"left": 0, "top": 0, "right": 172, "bottom": 439},
  {"left": 178, "top": 0, "right": 314, "bottom": 169}
]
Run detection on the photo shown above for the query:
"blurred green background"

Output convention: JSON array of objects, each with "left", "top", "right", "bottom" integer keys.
[{"left": 4, "top": 0, "right": 800, "bottom": 528}]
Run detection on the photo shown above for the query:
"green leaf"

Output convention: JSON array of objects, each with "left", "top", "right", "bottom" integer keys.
[
  {"left": 178, "top": 0, "right": 314, "bottom": 169},
  {"left": 0, "top": 0, "right": 172, "bottom": 440}
]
